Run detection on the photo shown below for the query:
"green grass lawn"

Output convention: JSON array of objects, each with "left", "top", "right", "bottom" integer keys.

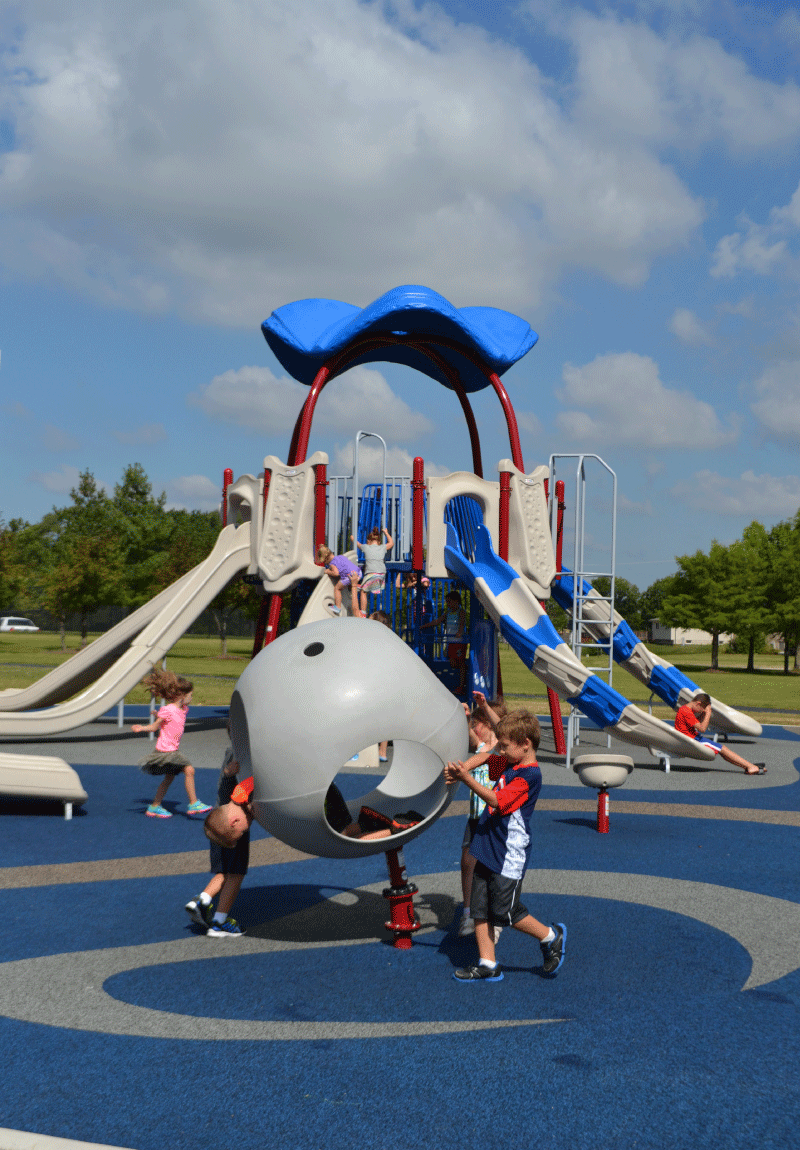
[{"left": 0, "top": 633, "right": 797, "bottom": 721}]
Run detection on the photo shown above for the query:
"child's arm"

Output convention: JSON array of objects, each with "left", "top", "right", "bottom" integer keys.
[
  {"left": 223, "top": 754, "right": 240, "bottom": 776},
  {"left": 350, "top": 533, "right": 364, "bottom": 551},
  {"left": 444, "top": 760, "right": 499, "bottom": 808},
  {"left": 131, "top": 716, "right": 165, "bottom": 734},
  {"left": 325, "top": 563, "right": 340, "bottom": 580},
  {"left": 383, "top": 528, "right": 394, "bottom": 548},
  {"left": 472, "top": 691, "right": 501, "bottom": 728},
  {"left": 421, "top": 610, "right": 444, "bottom": 630},
  {"left": 694, "top": 705, "right": 712, "bottom": 733}
]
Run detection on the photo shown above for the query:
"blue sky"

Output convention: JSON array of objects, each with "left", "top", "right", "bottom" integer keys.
[{"left": 1, "top": 0, "right": 799, "bottom": 588}]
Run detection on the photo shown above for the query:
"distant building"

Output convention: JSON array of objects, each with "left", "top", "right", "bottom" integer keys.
[{"left": 648, "top": 620, "right": 733, "bottom": 646}]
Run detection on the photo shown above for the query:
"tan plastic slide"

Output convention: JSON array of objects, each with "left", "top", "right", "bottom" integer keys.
[
  {"left": 0, "top": 523, "right": 250, "bottom": 738},
  {"left": 0, "top": 567, "right": 199, "bottom": 712}
]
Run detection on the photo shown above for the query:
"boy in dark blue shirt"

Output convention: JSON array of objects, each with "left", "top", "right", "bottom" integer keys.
[{"left": 445, "top": 710, "right": 566, "bottom": 982}]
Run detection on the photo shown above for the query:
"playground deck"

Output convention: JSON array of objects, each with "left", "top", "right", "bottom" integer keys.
[{"left": 1, "top": 713, "right": 799, "bottom": 1150}]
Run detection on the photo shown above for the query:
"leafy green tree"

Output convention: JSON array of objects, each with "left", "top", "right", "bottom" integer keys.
[
  {"left": 766, "top": 516, "right": 800, "bottom": 673},
  {"left": 113, "top": 463, "right": 171, "bottom": 608},
  {"left": 727, "top": 522, "right": 773, "bottom": 672},
  {"left": 40, "top": 471, "right": 126, "bottom": 648},
  {"left": 639, "top": 575, "right": 678, "bottom": 636},
  {"left": 660, "top": 541, "right": 735, "bottom": 669},
  {"left": 0, "top": 518, "right": 27, "bottom": 612},
  {"left": 592, "top": 576, "right": 642, "bottom": 631}
]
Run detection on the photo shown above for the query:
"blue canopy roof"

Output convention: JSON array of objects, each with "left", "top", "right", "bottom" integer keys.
[{"left": 261, "top": 285, "right": 538, "bottom": 393}]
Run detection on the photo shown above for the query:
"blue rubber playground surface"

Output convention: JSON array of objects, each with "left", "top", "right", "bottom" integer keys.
[{"left": 1, "top": 716, "right": 800, "bottom": 1150}]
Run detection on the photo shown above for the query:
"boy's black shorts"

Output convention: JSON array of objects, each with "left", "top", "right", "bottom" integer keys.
[
  {"left": 470, "top": 860, "right": 528, "bottom": 926},
  {"left": 210, "top": 830, "right": 250, "bottom": 877}
]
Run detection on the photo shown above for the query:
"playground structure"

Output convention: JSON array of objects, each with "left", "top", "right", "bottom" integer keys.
[{"left": 0, "top": 285, "right": 763, "bottom": 856}]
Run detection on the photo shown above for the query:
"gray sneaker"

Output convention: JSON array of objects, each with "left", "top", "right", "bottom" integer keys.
[
  {"left": 453, "top": 963, "right": 503, "bottom": 983},
  {"left": 540, "top": 923, "right": 566, "bottom": 974}
]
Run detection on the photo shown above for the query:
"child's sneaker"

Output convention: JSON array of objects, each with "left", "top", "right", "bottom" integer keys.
[
  {"left": 185, "top": 896, "right": 212, "bottom": 927},
  {"left": 206, "top": 917, "right": 245, "bottom": 937},
  {"left": 540, "top": 923, "right": 566, "bottom": 974},
  {"left": 146, "top": 804, "right": 171, "bottom": 818},
  {"left": 329, "top": 605, "right": 342, "bottom": 615},
  {"left": 187, "top": 800, "right": 212, "bottom": 816},
  {"left": 452, "top": 963, "right": 503, "bottom": 982}
]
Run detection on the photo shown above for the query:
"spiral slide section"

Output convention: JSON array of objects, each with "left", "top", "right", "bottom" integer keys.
[
  {"left": 551, "top": 570, "right": 762, "bottom": 739},
  {"left": 444, "top": 524, "right": 715, "bottom": 760},
  {"left": 0, "top": 523, "right": 250, "bottom": 738}
]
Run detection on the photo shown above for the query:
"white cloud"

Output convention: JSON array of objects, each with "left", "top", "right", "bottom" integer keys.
[
  {"left": 711, "top": 178, "right": 800, "bottom": 279},
  {"left": 671, "top": 469, "right": 800, "bottom": 517},
  {"left": 618, "top": 493, "right": 654, "bottom": 515},
  {"left": 750, "top": 360, "right": 800, "bottom": 447},
  {"left": 0, "top": 0, "right": 710, "bottom": 322},
  {"left": 41, "top": 423, "right": 80, "bottom": 451},
  {"left": 188, "top": 364, "right": 433, "bottom": 442},
  {"left": 555, "top": 351, "right": 738, "bottom": 448},
  {"left": 567, "top": 10, "right": 800, "bottom": 151},
  {"left": 27, "top": 464, "right": 82, "bottom": 493},
  {"left": 164, "top": 474, "right": 221, "bottom": 512},
  {"left": 669, "top": 307, "right": 714, "bottom": 345},
  {"left": 516, "top": 410, "right": 544, "bottom": 437},
  {"left": 112, "top": 422, "right": 167, "bottom": 446},
  {"left": 330, "top": 443, "right": 449, "bottom": 482}
]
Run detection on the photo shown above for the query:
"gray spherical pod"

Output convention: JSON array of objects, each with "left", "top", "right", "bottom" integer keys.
[{"left": 230, "top": 617, "right": 468, "bottom": 858}]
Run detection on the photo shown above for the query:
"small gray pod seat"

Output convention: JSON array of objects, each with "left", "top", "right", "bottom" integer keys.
[{"left": 230, "top": 617, "right": 468, "bottom": 858}]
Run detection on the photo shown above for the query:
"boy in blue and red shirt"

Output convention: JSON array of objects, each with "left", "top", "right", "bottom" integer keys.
[{"left": 445, "top": 710, "right": 565, "bottom": 983}]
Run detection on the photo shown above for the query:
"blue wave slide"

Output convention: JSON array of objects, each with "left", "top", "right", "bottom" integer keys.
[
  {"left": 444, "top": 523, "right": 715, "bottom": 759},
  {"left": 551, "top": 570, "right": 762, "bottom": 738}
]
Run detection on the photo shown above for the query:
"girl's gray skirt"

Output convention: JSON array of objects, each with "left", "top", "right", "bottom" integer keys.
[{"left": 138, "top": 750, "right": 191, "bottom": 776}]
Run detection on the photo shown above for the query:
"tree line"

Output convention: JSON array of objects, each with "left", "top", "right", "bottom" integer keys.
[
  {"left": 2, "top": 465, "right": 798, "bottom": 671},
  {"left": 0, "top": 464, "right": 261, "bottom": 654}
]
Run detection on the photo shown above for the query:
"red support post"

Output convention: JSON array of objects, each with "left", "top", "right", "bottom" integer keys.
[
  {"left": 597, "top": 787, "right": 610, "bottom": 833},
  {"left": 221, "top": 468, "right": 233, "bottom": 527},
  {"left": 498, "top": 470, "right": 511, "bottom": 561},
  {"left": 555, "top": 480, "right": 565, "bottom": 573},
  {"left": 411, "top": 457, "right": 425, "bottom": 574},
  {"left": 314, "top": 463, "right": 328, "bottom": 552},
  {"left": 383, "top": 848, "right": 421, "bottom": 949}
]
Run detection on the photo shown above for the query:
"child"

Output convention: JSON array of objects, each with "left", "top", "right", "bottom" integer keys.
[
  {"left": 132, "top": 670, "right": 212, "bottom": 819},
  {"left": 317, "top": 544, "right": 361, "bottom": 616},
  {"left": 204, "top": 778, "right": 420, "bottom": 849},
  {"left": 675, "top": 694, "right": 766, "bottom": 775},
  {"left": 353, "top": 527, "right": 394, "bottom": 615},
  {"left": 456, "top": 704, "right": 498, "bottom": 937},
  {"left": 424, "top": 588, "right": 468, "bottom": 694},
  {"left": 185, "top": 724, "right": 250, "bottom": 937},
  {"left": 444, "top": 710, "right": 565, "bottom": 982}
]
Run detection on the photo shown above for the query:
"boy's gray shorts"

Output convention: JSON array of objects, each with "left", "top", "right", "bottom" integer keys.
[
  {"left": 138, "top": 750, "right": 191, "bottom": 776},
  {"left": 470, "top": 860, "right": 529, "bottom": 926}
]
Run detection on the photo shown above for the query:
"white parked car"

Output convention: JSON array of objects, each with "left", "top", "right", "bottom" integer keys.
[{"left": 0, "top": 617, "right": 40, "bottom": 632}]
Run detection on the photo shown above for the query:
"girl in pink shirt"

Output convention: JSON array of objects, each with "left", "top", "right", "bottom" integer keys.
[{"left": 132, "top": 670, "right": 213, "bottom": 818}]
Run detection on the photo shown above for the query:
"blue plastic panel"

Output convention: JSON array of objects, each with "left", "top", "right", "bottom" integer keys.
[
  {"left": 262, "top": 285, "right": 538, "bottom": 392},
  {"left": 649, "top": 662, "right": 699, "bottom": 708}
]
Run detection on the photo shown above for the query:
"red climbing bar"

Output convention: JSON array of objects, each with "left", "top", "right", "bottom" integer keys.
[
  {"left": 221, "top": 468, "right": 233, "bottom": 527},
  {"left": 498, "top": 470, "right": 511, "bottom": 561}
]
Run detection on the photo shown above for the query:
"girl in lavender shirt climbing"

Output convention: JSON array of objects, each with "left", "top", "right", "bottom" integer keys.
[{"left": 317, "top": 544, "right": 362, "bottom": 617}]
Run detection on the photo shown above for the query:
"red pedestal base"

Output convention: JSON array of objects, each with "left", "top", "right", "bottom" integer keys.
[
  {"left": 383, "top": 848, "right": 421, "bottom": 949},
  {"left": 597, "top": 787, "right": 610, "bottom": 833}
]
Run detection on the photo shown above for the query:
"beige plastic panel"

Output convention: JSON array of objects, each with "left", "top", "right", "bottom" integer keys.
[
  {"left": 499, "top": 460, "right": 556, "bottom": 598},
  {"left": 426, "top": 471, "right": 500, "bottom": 578},
  {"left": 226, "top": 473, "right": 263, "bottom": 575},
  {"left": 0, "top": 754, "right": 88, "bottom": 802},
  {"left": 258, "top": 453, "right": 328, "bottom": 592}
]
